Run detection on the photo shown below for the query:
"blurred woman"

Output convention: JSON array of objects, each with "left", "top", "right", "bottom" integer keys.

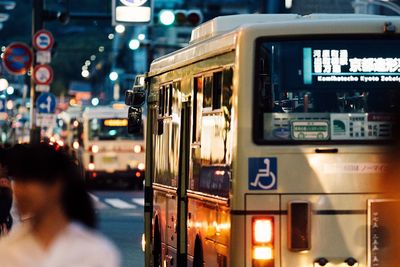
[{"left": 0, "top": 144, "right": 120, "bottom": 267}]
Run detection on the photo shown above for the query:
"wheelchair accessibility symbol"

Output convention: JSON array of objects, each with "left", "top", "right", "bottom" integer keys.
[{"left": 248, "top": 158, "right": 277, "bottom": 190}]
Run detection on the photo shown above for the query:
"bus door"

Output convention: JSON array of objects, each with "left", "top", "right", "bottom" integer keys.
[{"left": 176, "top": 100, "right": 191, "bottom": 266}]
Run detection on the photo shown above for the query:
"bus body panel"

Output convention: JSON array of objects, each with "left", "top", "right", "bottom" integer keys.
[
  {"left": 144, "top": 14, "right": 400, "bottom": 267},
  {"left": 82, "top": 105, "right": 145, "bottom": 186}
]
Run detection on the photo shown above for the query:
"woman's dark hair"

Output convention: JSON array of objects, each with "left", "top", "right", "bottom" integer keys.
[{"left": 5, "top": 144, "right": 96, "bottom": 229}]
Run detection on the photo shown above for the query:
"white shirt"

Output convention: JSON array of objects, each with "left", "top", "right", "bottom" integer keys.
[{"left": 0, "top": 222, "right": 121, "bottom": 267}]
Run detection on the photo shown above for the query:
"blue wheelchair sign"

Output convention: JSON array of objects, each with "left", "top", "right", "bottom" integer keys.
[
  {"left": 248, "top": 157, "right": 278, "bottom": 190},
  {"left": 36, "top": 92, "right": 56, "bottom": 114}
]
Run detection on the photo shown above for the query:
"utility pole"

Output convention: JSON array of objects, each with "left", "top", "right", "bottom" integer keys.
[{"left": 30, "top": 0, "right": 44, "bottom": 144}]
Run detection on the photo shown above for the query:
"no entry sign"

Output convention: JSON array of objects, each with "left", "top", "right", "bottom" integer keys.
[
  {"left": 3, "top": 42, "right": 33, "bottom": 75},
  {"left": 33, "top": 64, "right": 53, "bottom": 85},
  {"left": 33, "top": 30, "right": 54, "bottom": 51}
]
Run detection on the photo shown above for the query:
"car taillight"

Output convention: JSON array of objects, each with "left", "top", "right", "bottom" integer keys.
[{"left": 252, "top": 217, "right": 274, "bottom": 266}]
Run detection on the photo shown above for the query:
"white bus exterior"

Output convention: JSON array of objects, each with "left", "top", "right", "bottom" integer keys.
[
  {"left": 82, "top": 104, "right": 145, "bottom": 187},
  {"left": 142, "top": 14, "right": 400, "bottom": 267}
]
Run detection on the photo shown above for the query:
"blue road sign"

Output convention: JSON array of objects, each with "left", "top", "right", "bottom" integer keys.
[
  {"left": 36, "top": 92, "right": 56, "bottom": 114},
  {"left": 248, "top": 157, "right": 278, "bottom": 190},
  {"left": 0, "top": 98, "right": 6, "bottom": 113}
]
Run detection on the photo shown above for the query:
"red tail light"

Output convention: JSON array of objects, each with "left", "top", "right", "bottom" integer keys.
[{"left": 252, "top": 217, "right": 274, "bottom": 266}]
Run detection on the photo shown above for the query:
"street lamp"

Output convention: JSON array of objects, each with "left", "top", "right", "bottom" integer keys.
[
  {"left": 109, "top": 71, "right": 119, "bottom": 81},
  {"left": 0, "top": 78, "right": 8, "bottom": 91}
]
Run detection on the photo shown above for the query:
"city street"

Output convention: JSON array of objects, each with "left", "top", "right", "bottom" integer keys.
[{"left": 91, "top": 190, "right": 145, "bottom": 267}]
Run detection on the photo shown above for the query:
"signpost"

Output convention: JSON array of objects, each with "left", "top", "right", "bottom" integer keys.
[
  {"left": 2, "top": 43, "right": 33, "bottom": 75},
  {"left": 33, "top": 29, "right": 54, "bottom": 51},
  {"left": 36, "top": 92, "right": 56, "bottom": 129},
  {"left": 29, "top": 8, "right": 55, "bottom": 142},
  {"left": 36, "top": 92, "right": 56, "bottom": 114},
  {"left": 33, "top": 64, "right": 53, "bottom": 85},
  {"left": 112, "top": 0, "right": 152, "bottom": 25}
]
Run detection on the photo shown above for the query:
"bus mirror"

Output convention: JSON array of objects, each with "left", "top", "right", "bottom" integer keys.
[
  {"left": 125, "top": 89, "right": 146, "bottom": 108},
  {"left": 128, "top": 107, "right": 143, "bottom": 134},
  {"left": 125, "top": 90, "right": 134, "bottom": 106}
]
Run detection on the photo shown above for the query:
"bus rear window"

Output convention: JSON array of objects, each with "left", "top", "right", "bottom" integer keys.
[{"left": 254, "top": 38, "right": 400, "bottom": 144}]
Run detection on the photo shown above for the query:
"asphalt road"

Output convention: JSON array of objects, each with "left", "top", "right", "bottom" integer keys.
[{"left": 91, "top": 190, "right": 145, "bottom": 267}]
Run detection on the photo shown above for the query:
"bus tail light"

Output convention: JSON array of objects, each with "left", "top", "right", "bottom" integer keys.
[
  {"left": 91, "top": 145, "right": 99, "bottom": 153},
  {"left": 252, "top": 217, "right": 274, "bottom": 266},
  {"left": 134, "top": 145, "right": 142, "bottom": 153},
  {"left": 88, "top": 163, "right": 95, "bottom": 171}
]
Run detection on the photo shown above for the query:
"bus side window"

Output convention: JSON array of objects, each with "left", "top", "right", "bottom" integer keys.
[
  {"left": 213, "top": 71, "right": 222, "bottom": 110},
  {"left": 222, "top": 68, "right": 233, "bottom": 109},
  {"left": 193, "top": 77, "right": 203, "bottom": 143},
  {"left": 159, "top": 86, "right": 164, "bottom": 116},
  {"left": 164, "top": 86, "right": 169, "bottom": 116},
  {"left": 203, "top": 75, "right": 213, "bottom": 109},
  {"left": 173, "top": 81, "right": 181, "bottom": 115},
  {"left": 168, "top": 84, "right": 173, "bottom": 116}
]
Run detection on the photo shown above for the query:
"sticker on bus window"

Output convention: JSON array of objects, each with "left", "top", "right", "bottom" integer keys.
[
  {"left": 291, "top": 120, "right": 329, "bottom": 140},
  {"left": 248, "top": 158, "right": 277, "bottom": 190}
]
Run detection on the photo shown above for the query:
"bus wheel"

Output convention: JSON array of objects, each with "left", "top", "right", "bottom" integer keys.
[
  {"left": 153, "top": 217, "right": 162, "bottom": 267},
  {"left": 193, "top": 235, "right": 204, "bottom": 267}
]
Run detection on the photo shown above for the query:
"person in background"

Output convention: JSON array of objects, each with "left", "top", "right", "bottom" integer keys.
[
  {"left": 0, "top": 144, "right": 121, "bottom": 267},
  {"left": 0, "top": 147, "right": 13, "bottom": 236}
]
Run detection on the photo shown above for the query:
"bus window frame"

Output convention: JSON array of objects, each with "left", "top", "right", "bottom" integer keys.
[{"left": 252, "top": 34, "right": 400, "bottom": 146}]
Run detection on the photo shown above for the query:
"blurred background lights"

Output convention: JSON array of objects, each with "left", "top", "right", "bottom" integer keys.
[
  {"left": 159, "top": 10, "right": 175, "bottom": 26},
  {"left": 115, "top": 24, "right": 126, "bottom": 34},
  {"left": 109, "top": 71, "right": 119, "bottom": 81},
  {"left": 0, "top": 78, "right": 8, "bottom": 91},
  {"left": 129, "top": 39, "right": 140, "bottom": 50},
  {"left": 81, "top": 70, "right": 90, "bottom": 78},
  {"left": 6, "top": 86, "right": 14, "bottom": 95},
  {"left": 138, "top": 34, "right": 146, "bottom": 41},
  {"left": 91, "top": 97, "right": 100, "bottom": 106}
]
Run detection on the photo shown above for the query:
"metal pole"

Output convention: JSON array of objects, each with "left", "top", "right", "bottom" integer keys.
[{"left": 29, "top": 0, "right": 44, "bottom": 144}]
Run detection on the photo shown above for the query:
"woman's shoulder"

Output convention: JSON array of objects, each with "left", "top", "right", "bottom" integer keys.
[
  {"left": 0, "top": 223, "right": 30, "bottom": 246},
  {"left": 64, "top": 222, "right": 121, "bottom": 261}
]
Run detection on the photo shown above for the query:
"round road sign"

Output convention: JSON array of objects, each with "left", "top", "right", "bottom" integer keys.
[
  {"left": 33, "top": 64, "right": 53, "bottom": 85},
  {"left": 33, "top": 30, "right": 54, "bottom": 51},
  {"left": 3, "top": 42, "right": 33, "bottom": 75}
]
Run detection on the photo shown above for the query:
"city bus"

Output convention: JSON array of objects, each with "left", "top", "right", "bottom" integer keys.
[
  {"left": 136, "top": 14, "right": 400, "bottom": 267},
  {"left": 82, "top": 104, "right": 145, "bottom": 188}
]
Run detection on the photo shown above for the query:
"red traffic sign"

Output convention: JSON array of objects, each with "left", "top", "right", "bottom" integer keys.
[
  {"left": 33, "top": 30, "right": 54, "bottom": 51},
  {"left": 33, "top": 64, "right": 53, "bottom": 85},
  {"left": 2, "top": 42, "right": 33, "bottom": 75}
]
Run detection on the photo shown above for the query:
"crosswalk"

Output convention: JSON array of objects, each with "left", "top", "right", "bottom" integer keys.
[{"left": 90, "top": 193, "right": 145, "bottom": 210}]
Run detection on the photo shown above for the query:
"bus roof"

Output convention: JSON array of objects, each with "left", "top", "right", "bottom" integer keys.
[{"left": 149, "top": 13, "right": 400, "bottom": 76}]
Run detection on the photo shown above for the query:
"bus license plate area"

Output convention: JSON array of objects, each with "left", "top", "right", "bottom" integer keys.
[{"left": 102, "top": 155, "right": 118, "bottom": 163}]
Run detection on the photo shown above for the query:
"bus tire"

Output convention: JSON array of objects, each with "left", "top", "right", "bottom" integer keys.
[
  {"left": 193, "top": 235, "right": 204, "bottom": 267},
  {"left": 153, "top": 216, "right": 162, "bottom": 267}
]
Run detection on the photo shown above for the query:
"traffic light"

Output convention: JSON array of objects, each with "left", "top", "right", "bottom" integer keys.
[{"left": 158, "top": 10, "right": 203, "bottom": 27}]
